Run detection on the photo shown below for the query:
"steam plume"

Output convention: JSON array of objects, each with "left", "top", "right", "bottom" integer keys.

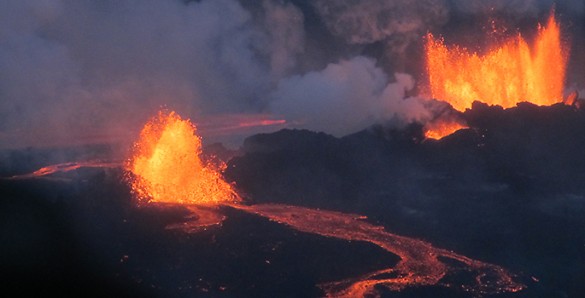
[{"left": 270, "top": 57, "right": 428, "bottom": 136}]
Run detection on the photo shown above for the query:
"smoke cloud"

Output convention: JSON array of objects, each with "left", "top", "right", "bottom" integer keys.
[
  {"left": 452, "top": 0, "right": 584, "bottom": 16},
  {"left": 261, "top": 0, "right": 305, "bottom": 79},
  {"left": 452, "top": 0, "right": 541, "bottom": 16},
  {"left": 0, "top": 0, "right": 304, "bottom": 148},
  {"left": 0, "top": 0, "right": 583, "bottom": 148},
  {"left": 312, "top": 0, "right": 449, "bottom": 44}
]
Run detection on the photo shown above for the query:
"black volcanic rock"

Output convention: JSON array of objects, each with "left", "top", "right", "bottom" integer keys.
[
  {"left": 241, "top": 129, "right": 339, "bottom": 154},
  {"left": 226, "top": 104, "right": 585, "bottom": 297},
  {"left": 229, "top": 103, "right": 585, "bottom": 208},
  {"left": 227, "top": 129, "right": 358, "bottom": 208},
  {"left": 0, "top": 169, "right": 399, "bottom": 298}
]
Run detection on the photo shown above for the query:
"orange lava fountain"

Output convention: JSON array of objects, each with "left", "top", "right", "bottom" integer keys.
[
  {"left": 125, "top": 110, "right": 239, "bottom": 205},
  {"left": 426, "top": 13, "right": 568, "bottom": 111}
]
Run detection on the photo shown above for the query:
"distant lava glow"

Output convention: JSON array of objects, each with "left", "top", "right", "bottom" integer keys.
[
  {"left": 426, "top": 13, "right": 568, "bottom": 111},
  {"left": 125, "top": 110, "right": 239, "bottom": 205},
  {"left": 424, "top": 117, "right": 468, "bottom": 140},
  {"left": 7, "top": 161, "right": 121, "bottom": 180}
]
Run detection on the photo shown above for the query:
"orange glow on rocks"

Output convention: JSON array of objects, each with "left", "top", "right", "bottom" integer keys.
[
  {"left": 126, "top": 110, "right": 239, "bottom": 205},
  {"left": 424, "top": 118, "right": 468, "bottom": 140},
  {"left": 426, "top": 13, "right": 568, "bottom": 111}
]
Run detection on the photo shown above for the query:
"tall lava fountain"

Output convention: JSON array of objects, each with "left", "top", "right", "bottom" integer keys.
[{"left": 426, "top": 13, "right": 568, "bottom": 111}]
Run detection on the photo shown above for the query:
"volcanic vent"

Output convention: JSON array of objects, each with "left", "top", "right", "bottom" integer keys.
[{"left": 422, "top": 12, "right": 571, "bottom": 140}]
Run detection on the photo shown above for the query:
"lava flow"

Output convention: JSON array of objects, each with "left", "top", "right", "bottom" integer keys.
[
  {"left": 426, "top": 12, "right": 568, "bottom": 111},
  {"left": 6, "top": 161, "right": 121, "bottom": 180},
  {"left": 125, "top": 109, "right": 525, "bottom": 297},
  {"left": 233, "top": 203, "right": 525, "bottom": 297}
]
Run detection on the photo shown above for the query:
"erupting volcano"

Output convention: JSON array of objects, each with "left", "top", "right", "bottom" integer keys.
[
  {"left": 426, "top": 13, "right": 568, "bottom": 111},
  {"left": 123, "top": 109, "right": 524, "bottom": 297},
  {"left": 4, "top": 2, "right": 584, "bottom": 296}
]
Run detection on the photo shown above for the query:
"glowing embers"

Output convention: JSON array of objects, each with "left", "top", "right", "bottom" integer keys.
[
  {"left": 426, "top": 13, "right": 568, "bottom": 111},
  {"left": 126, "top": 110, "right": 239, "bottom": 205}
]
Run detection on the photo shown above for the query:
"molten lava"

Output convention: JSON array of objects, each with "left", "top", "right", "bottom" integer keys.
[
  {"left": 195, "top": 113, "right": 287, "bottom": 137},
  {"left": 424, "top": 118, "right": 468, "bottom": 140},
  {"left": 126, "top": 110, "right": 239, "bottom": 205},
  {"left": 426, "top": 13, "right": 568, "bottom": 111}
]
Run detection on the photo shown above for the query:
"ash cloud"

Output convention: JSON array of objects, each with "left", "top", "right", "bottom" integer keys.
[
  {"left": 0, "top": 0, "right": 304, "bottom": 148},
  {"left": 0, "top": 0, "right": 583, "bottom": 149},
  {"left": 452, "top": 0, "right": 584, "bottom": 16},
  {"left": 452, "top": 0, "right": 542, "bottom": 16},
  {"left": 312, "top": 0, "right": 449, "bottom": 44},
  {"left": 261, "top": 0, "right": 305, "bottom": 79},
  {"left": 0, "top": 0, "right": 434, "bottom": 148}
]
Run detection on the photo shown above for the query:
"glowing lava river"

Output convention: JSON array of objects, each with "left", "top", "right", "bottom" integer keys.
[
  {"left": 7, "top": 110, "right": 526, "bottom": 297},
  {"left": 230, "top": 203, "right": 524, "bottom": 297}
]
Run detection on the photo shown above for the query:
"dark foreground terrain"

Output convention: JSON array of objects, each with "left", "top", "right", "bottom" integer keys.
[{"left": 2, "top": 102, "right": 585, "bottom": 297}]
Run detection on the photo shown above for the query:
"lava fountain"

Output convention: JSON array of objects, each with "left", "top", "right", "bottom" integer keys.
[
  {"left": 125, "top": 110, "right": 239, "bottom": 205},
  {"left": 123, "top": 109, "right": 525, "bottom": 297},
  {"left": 426, "top": 12, "right": 568, "bottom": 111}
]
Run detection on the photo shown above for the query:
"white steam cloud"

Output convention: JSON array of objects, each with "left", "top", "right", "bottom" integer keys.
[{"left": 271, "top": 57, "right": 429, "bottom": 137}]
